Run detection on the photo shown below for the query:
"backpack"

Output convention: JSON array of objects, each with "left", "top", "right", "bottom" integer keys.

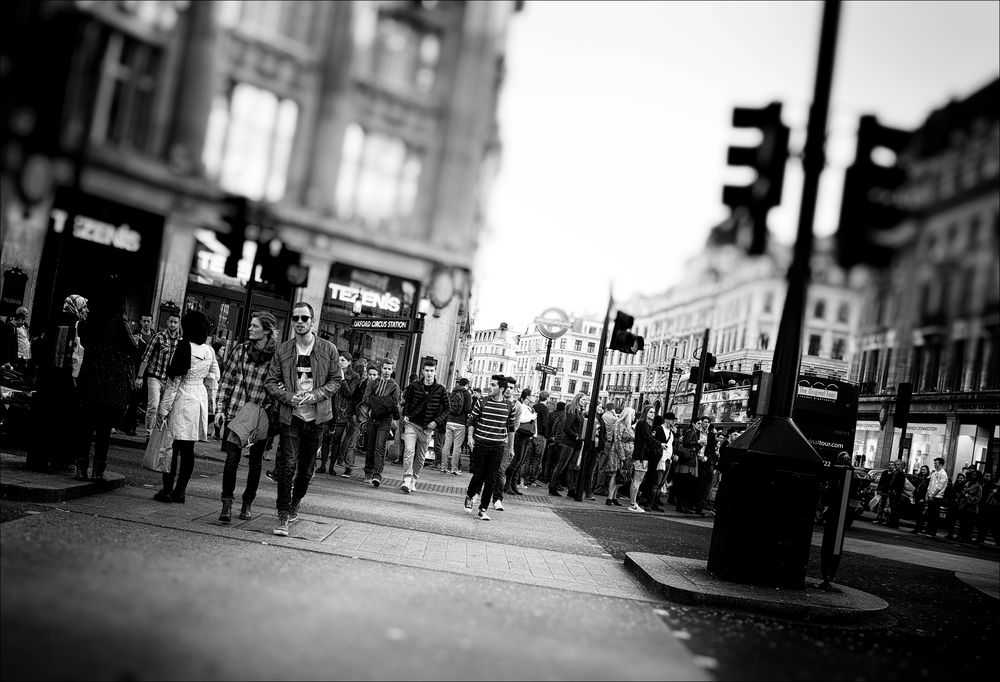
[{"left": 449, "top": 388, "right": 466, "bottom": 416}]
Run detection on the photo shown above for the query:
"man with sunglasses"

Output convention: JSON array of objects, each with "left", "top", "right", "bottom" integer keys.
[{"left": 265, "top": 302, "right": 344, "bottom": 537}]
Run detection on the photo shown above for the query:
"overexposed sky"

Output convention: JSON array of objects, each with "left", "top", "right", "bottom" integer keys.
[{"left": 472, "top": 0, "right": 999, "bottom": 333}]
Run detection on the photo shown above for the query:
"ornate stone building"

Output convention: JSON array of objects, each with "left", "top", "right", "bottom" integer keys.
[
  {"left": 851, "top": 78, "right": 999, "bottom": 476},
  {"left": 1, "top": 0, "right": 520, "bottom": 383}
]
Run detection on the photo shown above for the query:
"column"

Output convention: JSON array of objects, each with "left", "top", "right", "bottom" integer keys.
[{"left": 168, "top": 0, "right": 219, "bottom": 174}]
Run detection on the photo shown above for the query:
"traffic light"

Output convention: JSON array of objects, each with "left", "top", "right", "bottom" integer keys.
[
  {"left": 688, "top": 352, "right": 718, "bottom": 384},
  {"left": 722, "top": 102, "right": 790, "bottom": 255},
  {"left": 220, "top": 195, "right": 250, "bottom": 277},
  {"left": 609, "top": 312, "right": 644, "bottom": 354},
  {"left": 259, "top": 244, "right": 308, "bottom": 288},
  {"left": 836, "top": 114, "right": 912, "bottom": 269}
]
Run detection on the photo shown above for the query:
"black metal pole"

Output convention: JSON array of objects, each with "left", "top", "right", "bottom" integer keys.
[
  {"left": 540, "top": 336, "right": 553, "bottom": 390},
  {"left": 766, "top": 0, "right": 841, "bottom": 418},
  {"left": 663, "top": 354, "right": 676, "bottom": 414},
  {"left": 576, "top": 292, "right": 613, "bottom": 502},
  {"left": 691, "top": 328, "right": 711, "bottom": 421}
]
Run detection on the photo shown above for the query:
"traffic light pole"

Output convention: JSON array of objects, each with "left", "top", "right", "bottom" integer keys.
[
  {"left": 540, "top": 337, "right": 553, "bottom": 390},
  {"left": 662, "top": 354, "right": 676, "bottom": 416},
  {"left": 576, "top": 292, "right": 613, "bottom": 502},
  {"left": 691, "top": 328, "right": 711, "bottom": 422},
  {"left": 767, "top": 0, "right": 840, "bottom": 418}
]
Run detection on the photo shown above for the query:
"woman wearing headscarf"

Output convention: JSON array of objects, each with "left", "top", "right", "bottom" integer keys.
[
  {"left": 605, "top": 406, "right": 634, "bottom": 506},
  {"left": 153, "top": 310, "right": 220, "bottom": 503},
  {"left": 25, "top": 295, "right": 88, "bottom": 473},
  {"left": 213, "top": 311, "right": 277, "bottom": 522},
  {"left": 74, "top": 280, "right": 139, "bottom": 481}
]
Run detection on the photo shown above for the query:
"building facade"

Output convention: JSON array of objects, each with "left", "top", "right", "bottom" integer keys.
[
  {"left": 851, "top": 78, "right": 1000, "bottom": 477},
  {"left": 1, "top": 0, "right": 520, "bottom": 385},
  {"left": 464, "top": 324, "right": 518, "bottom": 392},
  {"left": 614, "top": 235, "right": 864, "bottom": 420},
  {"left": 512, "top": 317, "right": 602, "bottom": 404}
]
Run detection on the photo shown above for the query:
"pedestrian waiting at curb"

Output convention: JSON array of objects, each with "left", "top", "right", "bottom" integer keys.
[
  {"left": 442, "top": 377, "right": 473, "bottom": 475},
  {"left": 153, "top": 310, "right": 219, "bottom": 503},
  {"left": 628, "top": 406, "right": 658, "bottom": 513},
  {"left": 213, "top": 311, "right": 278, "bottom": 523},
  {"left": 549, "top": 392, "right": 588, "bottom": 498},
  {"left": 604, "top": 406, "right": 635, "bottom": 507},
  {"left": 957, "top": 470, "right": 984, "bottom": 542},
  {"left": 913, "top": 457, "right": 949, "bottom": 537},
  {"left": 73, "top": 277, "right": 140, "bottom": 481},
  {"left": 265, "top": 302, "right": 343, "bottom": 536},
  {"left": 361, "top": 359, "right": 400, "bottom": 487}
]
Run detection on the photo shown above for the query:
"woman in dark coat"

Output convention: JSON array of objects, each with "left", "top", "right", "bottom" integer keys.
[
  {"left": 628, "top": 405, "right": 658, "bottom": 512},
  {"left": 73, "top": 281, "right": 139, "bottom": 480},
  {"left": 25, "top": 295, "right": 89, "bottom": 473}
]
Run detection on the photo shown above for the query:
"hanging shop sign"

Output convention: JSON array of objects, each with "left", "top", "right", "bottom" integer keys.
[
  {"left": 328, "top": 283, "right": 401, "bottom": 313},
  {"left": 324, "top": 263, "right": 417, "bottom": 318},
  {"left": 856, "top": 420, "right": 881, "bottom": 431},
  {"left": 51, "top": 209, "right": 142, "bottom": 252},
  {"left": 351, "top": 316, "right": 417, "bottom": 332}
]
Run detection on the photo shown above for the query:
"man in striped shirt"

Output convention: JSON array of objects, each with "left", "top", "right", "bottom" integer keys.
[{"left": 464, "top": 374, "right": 517, "bottom": 520}]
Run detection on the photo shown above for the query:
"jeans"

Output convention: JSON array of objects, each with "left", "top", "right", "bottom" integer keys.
[
  {"left": 319, "top": 422, "right": 347, "bottom": 468},
  {"left": 163, "top": 440, "right": 195, "bottom": 497},
  {"left": 74, "top": 401, "right": 117, "bottom": 476},
  {"left": 221, "top": 426, "right": 267, "bottom": 504},
  {"left": 522, "top": 436, "right": 546, "bottom": 484},
  {"left": 467, "top": 441, "right": 505, "bottom": 512},
  {"left": 338, "top": 418, "right": 362, "bottom": 471},
  {"left": 274, "top": 416, "right": 324, "bottom": 513},
  {"left": 548, "top": 443, "right": 576, "bottom": 492},
  {"left": 401, "top": 421, "right": 431, "bottom": 481},
  {"left": 144, "top": 377, "right": 165, "bottom": 432},
  {"left": 363, "top": 419, "right": 393, "bottom": 480},
  {"left": 443, "top": 422, "right": 467, "bottom": 471}
]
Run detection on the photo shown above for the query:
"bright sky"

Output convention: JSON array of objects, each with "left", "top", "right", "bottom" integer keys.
[{"left": 472, "top": 0, "right": 1000, "bottom": 333}]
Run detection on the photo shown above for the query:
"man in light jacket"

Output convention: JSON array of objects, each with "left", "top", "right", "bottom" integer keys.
[{"left": 264, "top": 302, "right": 343, "bottom": 537}]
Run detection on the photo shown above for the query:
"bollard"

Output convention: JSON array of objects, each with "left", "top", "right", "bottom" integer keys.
[{"left": 819, "top": 464, "right": 853, "bottom": 590}]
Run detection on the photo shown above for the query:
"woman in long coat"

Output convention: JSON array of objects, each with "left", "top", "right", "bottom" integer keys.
[
  {"left": 154, "top": 311, "right": 219, "bottom": 503},
  {"left": 629, "top": 406, "right": 658, "bottom": 512},
  {"left": 604, "top": 406, "right": 634, "bottom": 506}
]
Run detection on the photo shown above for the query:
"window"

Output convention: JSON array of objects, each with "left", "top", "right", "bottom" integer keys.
[
  {"left": 359, "top": 12, "right": 441, "bottom": 96},
  {"left": 807, "top": 334, "right": 822, "bottom": 356},
  {"left": 571, "top": 359, "right": 580, "bottom": 373},
  {"left": 204, "top": 82, "right": 298, "bottom": 201},
  {"left": 583, "top": 361, "right": 593, "bottom": 376},
  {"left": 759, "top": 333, "right": 770, "bottom": 351},
  {"left": 574, "top": 340, "right": 582, "bottom": 352},
  {"left": 557, "top": 357, "right": 564, "bottom": 368},
  {"left": 92, "top": 32, "right": 162, "bottom": 153},
  {"left": 587, "top": 342, "right": 596, "bottom": 354},
  {"left": 553, "top": 379, "right": 562, "bottom": 392},
  {"left": 568, "top": 380, "right": 577, "bottom": 394},
  {"left": 582, "top": 381, "right": 590, "bottom": 394},
  {"left": 559, "top": 339, "right": 566, "bottom": 350},
  {"left": 813, "top": 300, "right": 826, "bottom": 320},
  {"left": 335, "top": 124, "right": 423, "bottom": 228},
  {"left": 763, "top": 292, "right": 774, "bottom": 314},
  {"left": 837, "top": 302, "right": 850, "bottom": 324},
  {"left": 831, "top": 337, "right": 846, "bottom": 361}
]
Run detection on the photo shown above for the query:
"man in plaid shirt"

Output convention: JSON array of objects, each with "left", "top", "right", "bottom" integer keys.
[{"left": 135, "top": 310, "right": 181, "bottom": 434}]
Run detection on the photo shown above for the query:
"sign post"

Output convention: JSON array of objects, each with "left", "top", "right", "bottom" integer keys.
[{"left": 534, "top": 307, "right": 571, "bottom": 390}]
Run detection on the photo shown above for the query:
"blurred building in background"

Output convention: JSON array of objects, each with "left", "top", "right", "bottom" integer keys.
[
  {"left": 1, "top": 0, "right": 521, "bottom": 383},
  {"left": 512, "top": 317, "right": 601, "bottom": 404},
  {"left": 612, "top": 234, "right": 863, "bottom": 417},
  {"left": 463, "top": 323, "right": 517, "bottom": 392},
  {"left": 851, "top": 78, "right": 999, "bottom": 476}
]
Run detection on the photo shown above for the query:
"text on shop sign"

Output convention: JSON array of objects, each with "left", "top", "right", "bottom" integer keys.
[
  {"left": 51, "top": 209, "right": 142, "bottom": 253},
  {"left": 352, "top": 317, "right": 414, "bottom": 331},
  {"left": 328, "top": 283, "right": 401, "bottom": 313},
  {"left": 797, "top": 385, "right": 838, "bottom": 401}
]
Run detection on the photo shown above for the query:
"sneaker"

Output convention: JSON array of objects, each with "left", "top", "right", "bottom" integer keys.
[
  {"left": 441, "top": 468, "right": 452, "bottom": 475},
  {"left": 628, "top": 504, "right": 645, "bottom": 513},
  {"left": 289, "top": 499, "right": 300, "bottom": 523},
  {"left": 264, "top": 470, "right": 276, "bottom": 483},
  {"left": 409, "top": 478, "right": 418, "bottom": 492},
  {"left": 340, "top": 469, "right": 351, "bottom": 478},
  {"left": 464, "top": 497, "right": 474, "bottom": 513},
  {"left": 363, "top": 475, "right": 372, "bottom": 483},
  {"left": 400, "top": 478, "right": 411, "bottom": 494},
  {"left": 450, "top": 470, "right": 461, "bottom": 476},
  {"left": 477, "top": 509, "right": 491, "bottom": 521},
  {"left": 273, "top": 512, "right": 290, "bottom": 536},
  {"left": 493, "top": 499, "right": 504, "bottom": 512},
  {"left": 372, "top": 478, "right": 381, "bottom": 488}
]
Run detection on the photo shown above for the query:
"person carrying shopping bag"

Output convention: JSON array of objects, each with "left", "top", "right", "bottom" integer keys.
[
  {"left": 213, "top": 312, "right": 278, "bottom": 522},
  {"left": 153, "top": 311, "right": 220, "bottom": 504}
]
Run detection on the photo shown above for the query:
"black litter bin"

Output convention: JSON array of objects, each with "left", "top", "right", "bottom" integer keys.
[{"left": 707, "top": 415, "right": 825, "bottom": 589}]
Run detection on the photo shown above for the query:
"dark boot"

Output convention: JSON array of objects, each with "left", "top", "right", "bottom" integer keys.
[
  {"left": 239, "top": 501, "right": 253, "bottom": 520},
  {"left": 219, "top": 498, "right": 233, "bottom": 523}
]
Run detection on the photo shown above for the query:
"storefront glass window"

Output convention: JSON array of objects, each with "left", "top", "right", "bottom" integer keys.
[
  {"left": 955, "top": 423, "right": 992, "bottom": 472},
  {"left": 907, "top": 423, "right": 947, "bottom": 474}
]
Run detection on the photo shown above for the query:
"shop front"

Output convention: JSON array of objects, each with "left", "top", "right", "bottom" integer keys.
[
  {"left": 31, "top": 188, "right": 164, "bottom": 331},
  {"left": 318, "top": 263, "right": 420, "bottom": 377},
  {"left": 853, "top": 419, "right": 881, "bottom": 468},
  {"left": 185, "top": 228, "right": 295, "bottom": 358},
  {"left": 903, "top": 422, "right": 947, "bottom": 473}
]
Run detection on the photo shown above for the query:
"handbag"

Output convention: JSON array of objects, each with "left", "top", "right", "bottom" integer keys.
[
  {"left": 142, "top": 421, "right": 173, "bottom": 473},
  {"left": 614, "top": 462, "right": 630, "bottom": 486}
]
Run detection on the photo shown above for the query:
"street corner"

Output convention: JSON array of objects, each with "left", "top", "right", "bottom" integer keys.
[
  {"left": 624, "top": 552, "right": 889, "bottom": 625},
  {"left": 0, "top": 468, "right": 127, "bottom": 504}
]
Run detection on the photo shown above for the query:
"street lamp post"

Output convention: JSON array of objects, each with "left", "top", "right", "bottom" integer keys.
[{"left": 408, "top": 298, "right": 431, "bottom": 381}]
